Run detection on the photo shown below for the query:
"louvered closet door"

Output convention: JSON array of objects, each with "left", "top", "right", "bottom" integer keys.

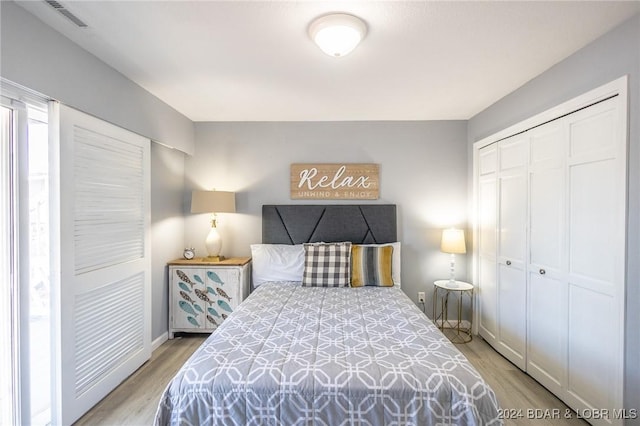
[{"left": 53, "top": 104, "right": 151, "bottom": 425}]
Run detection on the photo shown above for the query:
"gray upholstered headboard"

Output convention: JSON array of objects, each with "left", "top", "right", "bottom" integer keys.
[{"left": 262, "top": 205, "right": 396, "bottom": 244}]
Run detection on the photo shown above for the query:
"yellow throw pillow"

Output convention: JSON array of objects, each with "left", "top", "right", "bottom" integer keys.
[{"left": 351, "top": 245, "right": 394, "bottom": 287}]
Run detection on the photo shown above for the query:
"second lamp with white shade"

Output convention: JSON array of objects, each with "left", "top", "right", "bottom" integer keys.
[
  {"left": 440, "top": 228, "right": 466, "bottom": 287},
  {"left": 191, "top": 190, "right": 236, "bottom": 261}
]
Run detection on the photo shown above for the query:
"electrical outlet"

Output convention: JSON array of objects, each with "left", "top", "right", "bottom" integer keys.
[{"left": 418, "top": 291, "right": 425, "bottom": 303}]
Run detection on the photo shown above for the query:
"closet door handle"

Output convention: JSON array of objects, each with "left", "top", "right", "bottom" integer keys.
[
  {"left": 506, "top": 260, "right": 512, "bottom": 266},
  {"left": 539, "top": 269, "right": 546, "bottom": 275}
]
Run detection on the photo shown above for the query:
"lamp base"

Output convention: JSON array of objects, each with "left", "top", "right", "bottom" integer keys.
[
  {"left": 205, "top": 223, "right": 223, "bottom": 259},
  {"left": 206, "top": 255, "right": 225, "bottom": 262}
]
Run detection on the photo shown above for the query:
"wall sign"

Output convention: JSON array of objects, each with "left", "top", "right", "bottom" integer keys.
[{"left": 290, "top": 163, "right": 379, "bottom": 200}]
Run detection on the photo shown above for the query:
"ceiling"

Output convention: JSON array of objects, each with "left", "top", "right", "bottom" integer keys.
[{"left": 16, "top": 1, "right": 640, "bottom": 122}]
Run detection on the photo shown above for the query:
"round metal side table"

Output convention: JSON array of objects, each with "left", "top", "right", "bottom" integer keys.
[{"left": 432, "top": 280, "right": 474, "bottom": 343}]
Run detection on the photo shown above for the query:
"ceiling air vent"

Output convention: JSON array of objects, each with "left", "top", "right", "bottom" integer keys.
[{"left": 43, "top": 0, "right": 88, "bottom": 28}]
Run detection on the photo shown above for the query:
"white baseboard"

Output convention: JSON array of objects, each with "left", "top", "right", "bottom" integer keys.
[{"left": 152, "top": 332, "right": 168, "bottom": 352}]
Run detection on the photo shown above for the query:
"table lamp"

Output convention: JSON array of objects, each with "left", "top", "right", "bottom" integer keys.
[
  {"left": 191, "top": 190, "right": 236, "bottom": 261},
  {"left": 440, "top": 228, "right": 466, "bottom": 287}
]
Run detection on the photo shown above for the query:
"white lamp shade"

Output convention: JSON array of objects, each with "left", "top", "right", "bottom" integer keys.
[
  {"left": 441, "top": 228, "right": 466, "bottom": 254},
  {"left": 309, "top": 13, "right": 367, "bottom": 57},
  {"left": 191, "top": 190, "right": 236, "bottom": 214}
]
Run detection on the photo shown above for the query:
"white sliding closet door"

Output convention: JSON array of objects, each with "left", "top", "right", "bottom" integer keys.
[
  {"left": 474, "top": 78, "right": 627, "bottom": 426},
  {"left": 496, "top": 135, "right": 528, "bottom": 369},
  {"left": 526, "top": 121, "right": 567, "bottom": 395},
  {"left": 477, "top": 144, "right": 498, "bottom": 344},
  {"left": 51, "top": 104, "right": 151, "bottom": 425},
  {"left": 565, "top": 98, "right": 625, "bottom": 421}
]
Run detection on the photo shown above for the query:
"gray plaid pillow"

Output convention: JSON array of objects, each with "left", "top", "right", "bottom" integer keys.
[{"left": 302, "top": 242, "right": 352, "bottom": 287}]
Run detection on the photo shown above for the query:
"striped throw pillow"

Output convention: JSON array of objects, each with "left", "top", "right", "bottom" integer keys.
[
  {"left": 351, "top": 245, "right": 394, "bottom": 287},
  {"left": 302, "top": 242, "right": 352, "bottom": 287}
]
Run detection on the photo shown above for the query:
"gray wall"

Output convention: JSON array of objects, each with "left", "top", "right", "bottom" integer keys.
[
  {"left": 0, "top": 1, "right": 195, "bottom": 154},
  {"left": 1, "top": 0, "right": 192, "bottom": 342},
  {"left": 150, "top": 144, "right": 185, "bottom": 341},
  {"left": 185, "top": 121, "right": 469, "bottom": 310},
  {"left": 467, "top": 13, "right": 640, "bottom": 418}
]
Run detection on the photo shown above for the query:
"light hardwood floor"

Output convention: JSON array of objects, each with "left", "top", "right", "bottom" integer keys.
[
  {"left": 75, "top": 334, "right": 587, "bottom": 425},
  {"left": 74, "top": 335, "right": 207, "bottom": 426},
  {"left": 457, "top": 337, "right": 587, "bottom": 425}
]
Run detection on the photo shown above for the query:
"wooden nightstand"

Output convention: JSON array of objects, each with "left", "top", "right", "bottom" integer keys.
[{"left": 167, "top": 257, "right": 251, "bottom": 338}]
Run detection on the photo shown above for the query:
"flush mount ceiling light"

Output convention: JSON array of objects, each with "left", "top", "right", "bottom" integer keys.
[{"left": 308, "top": 13, "right": 367, "bottom": 57}]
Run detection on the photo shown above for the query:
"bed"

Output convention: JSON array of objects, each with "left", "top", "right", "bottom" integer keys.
[{"left": 155, "top": 205, "right": 501, "bottom": 425}]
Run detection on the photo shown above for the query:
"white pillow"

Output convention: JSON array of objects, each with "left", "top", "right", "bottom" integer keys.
[
  {"left": 360, "top": 242, "right": 401, "bottom": 286},
  {"left": 250, "top": 244, "right": 305, "bottom": 287}
]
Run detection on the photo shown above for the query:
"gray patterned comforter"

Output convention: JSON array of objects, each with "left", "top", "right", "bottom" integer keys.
[{"left": 155, "top": 281, "right": 501, "bottom": 425}]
